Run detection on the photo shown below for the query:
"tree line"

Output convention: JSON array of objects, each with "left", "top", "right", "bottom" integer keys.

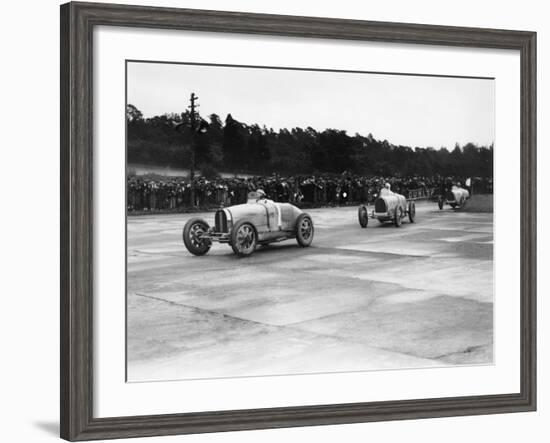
[{"left": 126, "top": 104, "right": 493, "bottom": 178}]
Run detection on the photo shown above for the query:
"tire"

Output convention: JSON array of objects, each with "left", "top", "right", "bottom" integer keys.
[
  {"left": 438, "top": 198, "right": 444, "bottom": 210},
  {"left": 450, "top": 203, "right": 457, "bottom": 209},
  {"left": 296, "top": 213, "right": 314, "bottom": 247},
  {"left": 358, "top": 205, "right": 368, "bottom": 228},
  {"left": 408, "top": 201, "right": 416, "bottom": 223},
  {"left": 394, "top": 207, "right": 403, "bottom": 227},
  {"left": 230, "top": 220, "right": 257, "bottom": 256},
  {"left": 183, "top": 218, "right": 211, "bottom": 256}
]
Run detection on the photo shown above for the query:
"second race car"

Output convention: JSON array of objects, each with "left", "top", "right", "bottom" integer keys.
[{"left": 357, "top": 184, "right": 416, "bottom": 228}]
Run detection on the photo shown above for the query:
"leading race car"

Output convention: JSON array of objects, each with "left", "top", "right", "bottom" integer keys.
[
  {"left": 438, "top": 185, "right": 470, "bottom": 210},
  {"left": 182, "top": 190, "right": 314, "bottom": 257},
  {"left": 357, "top": 186, "right": 416, "bottom": 228}
]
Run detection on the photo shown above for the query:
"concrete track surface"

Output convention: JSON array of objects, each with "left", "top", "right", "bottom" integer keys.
[{"left": 127, "top": 202, "right": 493, "bottom": 381}]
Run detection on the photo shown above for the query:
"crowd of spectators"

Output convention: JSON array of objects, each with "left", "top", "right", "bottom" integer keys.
[{"left": 127, "top": 173, "right": 493, "bottom": 213}]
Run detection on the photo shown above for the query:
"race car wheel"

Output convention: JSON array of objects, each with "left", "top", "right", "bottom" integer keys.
[
  {"left": 408, "top": 201, "right": 416, "bottom": 223},
  {"left": 183, "top": 218, "right": 212, "bottom": 256},
  {"left": 438, "top": 198, "right": 444, "bottom": 210},
  {"left": 296, "top": 213, "right": 314, "bottom": 247},
  {"left": 231, "top": 221, "right": 257, "bottom": 256},
  {"left": 450, "top": 203, "right": 457, "bottom": 209},
  {"left": 358, "top": 205, "right": 369, "bottom": 228},
  {"left": 394, "top": 208, "right": 403, "bottom": 227}
]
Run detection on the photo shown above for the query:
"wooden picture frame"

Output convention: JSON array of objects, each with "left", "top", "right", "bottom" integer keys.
[{"left": 60, "top": 1, "right": 536, "bottom": 440}]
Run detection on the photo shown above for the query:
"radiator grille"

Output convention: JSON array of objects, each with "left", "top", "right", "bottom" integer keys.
[
  {"left": 375, "top": 198, "right": 387, "bottom": 213},
  {"left": 215, "top": 210, "right": 228, "bottom": 233},
  {"left": 446, "top": 191, "right": 456, "bottom": 201}
]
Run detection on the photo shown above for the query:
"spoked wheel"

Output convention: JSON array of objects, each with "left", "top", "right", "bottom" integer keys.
[
  {"left": 230, "top": 221, "right": 257, "bottom": 256},
  {"left": 183, "top": 218, "right": 212, "bottom": 256},
  {"left": 408, "top": 201, "right": 416, "bottom": 223},
  {"left": 296, "top": 213, "right": 314, "bottom": 247},
  {"left": 358, "top": 205, "right": 368, "bottom": 228},
  {"left": 438, "top": 198, "right": 444, "bottom": 210},
  {"left": 394, "top": 207, "right": 403, "bottom": 227}
]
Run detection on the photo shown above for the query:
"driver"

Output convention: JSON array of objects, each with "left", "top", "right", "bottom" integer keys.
[{"left": 380, "top": 182, "right": 394, "bottom": 196}]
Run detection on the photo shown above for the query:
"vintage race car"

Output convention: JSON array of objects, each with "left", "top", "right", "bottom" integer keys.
[
  {"left": 182, "top": 191, "right": 314, "bottom": 256},
  {"left": 438, "top": 185, "right": 470, "bottom": 209},
  {"left": 357, "top": 189, "right": 416, "bottom": 228}
]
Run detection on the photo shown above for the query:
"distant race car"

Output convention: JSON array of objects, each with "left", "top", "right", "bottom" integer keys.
[
  {"left": 357, "top": 188, "right": 416, "bottom": 228},
  {"left": 182, "top": 191, "right": 314, "bottom": 256},
  {"left": 438, "top": 185, "right": 470, "bottom": 210}
]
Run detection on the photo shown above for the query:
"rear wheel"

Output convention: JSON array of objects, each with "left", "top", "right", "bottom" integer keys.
[
  {"left": 183, "top": 218, "right": 211, "bottom": 256},
  {"left": 358, "top": 205, "right": 368, "bottom": 228},
  {"left": 450, "top": 203, "right": 457, "bottom": 209},
  {"left": 230, "top": 221, "right": 257, "bottom": 256},
  {"left": 296, "top": 213, "right": 314, "bottom": 247},
  {"left": 408, "top": 201, "right": 416, "bottom": 223}
]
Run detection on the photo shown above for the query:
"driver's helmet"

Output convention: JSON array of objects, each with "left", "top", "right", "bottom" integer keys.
[
  {"left": 384, "top": 183, "right": 391, "bottom": 190},
  {"left": 256, "top": 189, "right": 266, "bottom": 199}
]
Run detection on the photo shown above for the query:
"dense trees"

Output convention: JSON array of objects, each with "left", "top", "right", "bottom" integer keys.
[{"left": 127, "top": 104, "right": 493, "bottom": 178}]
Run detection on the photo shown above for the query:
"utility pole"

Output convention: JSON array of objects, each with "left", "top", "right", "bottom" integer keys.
[
  {"left": 189, "top": 92, "right": 198, "bottom": 131},
  {"left": 174, "top": 92, "right": 208, "bottom": 208}
]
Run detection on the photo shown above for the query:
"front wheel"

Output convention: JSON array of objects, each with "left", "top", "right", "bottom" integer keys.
[
  {"left": 230, "top": 221, "right": 257, "bottom": 256},
  {"left": 438, "top": 198, "right": 444, "bottom": 210},
  {"left": 296, "top": 213, "right": 314, "bottom": 247},
  {"left": 394, "top": 207, "right": 403, "bottom": 227},
  {"left": 183, "top": 218, "right": 212, "bottom": 256},
  {"left": 358, "top": 205, "right": 368, "bottom": 228},
  {"left": 408, "top": 201, "right": 416, "bottom": 223}
]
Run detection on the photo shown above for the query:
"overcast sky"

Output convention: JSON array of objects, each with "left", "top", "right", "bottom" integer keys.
[{"left": 127, "top": 61, "right": 494, "bottom": 150}]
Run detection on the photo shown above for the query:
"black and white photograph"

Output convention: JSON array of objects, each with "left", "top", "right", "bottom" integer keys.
[
  {"left": 1, "top": 0, "right": 545, "bottom": 441},
  {"left": 126, "top": 61, "right": 495, "bottom": 382}
]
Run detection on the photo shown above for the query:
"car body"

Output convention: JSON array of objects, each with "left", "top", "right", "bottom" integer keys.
[
  {"left": 357, "top": 188, "right": 416, "bottom": 228},
  {"left": 183, "top": 191, "right": 314, "bottom": 256},
  {"left": 438, "top": 185, "right": 470, "bottom": 209}
]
